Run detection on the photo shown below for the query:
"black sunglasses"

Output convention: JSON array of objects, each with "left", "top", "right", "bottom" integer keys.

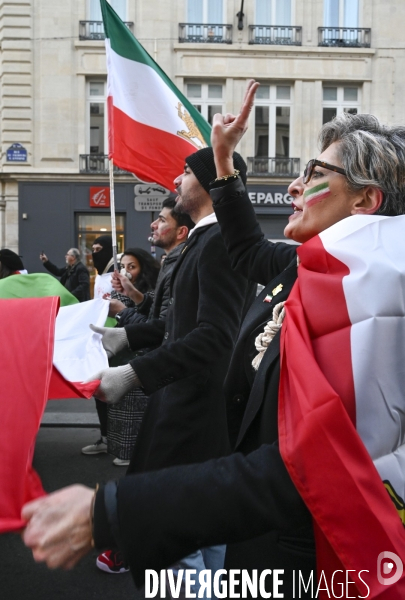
[{"left": 303, "top": 159, "right": 347, "bottom": 184}]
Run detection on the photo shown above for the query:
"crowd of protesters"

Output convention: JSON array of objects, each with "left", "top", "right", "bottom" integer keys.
[{"left": 2, "top": 79, "right": 405, "bottom": 599}]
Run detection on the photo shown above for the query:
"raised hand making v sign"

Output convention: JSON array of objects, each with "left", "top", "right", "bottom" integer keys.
[{"left": 211, "top": 79, "right": 259, "bottom": 179}]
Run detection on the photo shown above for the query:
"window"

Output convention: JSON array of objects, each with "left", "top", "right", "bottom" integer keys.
[
  {"left": 254, "top": 84, "right": 292, "bottom": 159},
  {"left": 89, "top": 0, "right": 127, "bottom": 20},
  {"left": 255, "top": 0, "right": 291, "bottom": 25},
  {"left": 87, "top": 81, "right": 107, "bottom": 154},
  {"left": 324, "top": 0, "right": 358, "bottom": 28},
  {"left": 186, "top": 82, "right": 224, "bottom": 125},
  {"left": 322, "top": 85, "right": 360, "bottom": 124},
  {"left": 187, "top": 0, "right": 224, "bottom": 23}
]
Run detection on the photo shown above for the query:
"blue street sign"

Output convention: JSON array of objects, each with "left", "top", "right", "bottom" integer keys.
[{"left": 6, "top": 143, "right": 27, "bottom": 162}]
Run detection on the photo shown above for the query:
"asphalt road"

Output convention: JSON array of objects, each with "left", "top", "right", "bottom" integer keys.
[{"left": 0, "top": 425, "right": 145, "bottom": 600}]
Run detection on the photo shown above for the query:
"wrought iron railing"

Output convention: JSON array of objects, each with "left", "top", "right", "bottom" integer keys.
[
  {"left": 178, "top": 23, "right": 233, "bottom": 44},
  {"left": 318, "top": 27, "right": 371, "bottom": 48},
  {"left": 249, "top": 25, "right": 302, "bottom": 46},
  {"left": 79, "top": 20, "right": 134, "bottom": 40},
  {"left": 247, "top": 157, "right": 300, "bottom": 177},
  {"left": 79, "top": 155, "right": 129, "bottom": 174}
]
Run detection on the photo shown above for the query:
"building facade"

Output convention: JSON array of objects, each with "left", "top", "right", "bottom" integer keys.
[{"left": 1, "top": 0, "right": 404, "bottom": 275}]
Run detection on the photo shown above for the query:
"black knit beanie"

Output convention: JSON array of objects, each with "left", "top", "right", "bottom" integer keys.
[
  {"left": 0, "top": 248, "right": 24, "bottom": 270},
  {"left": 185, "top": 147, "right": 247, "bottom": 192}
]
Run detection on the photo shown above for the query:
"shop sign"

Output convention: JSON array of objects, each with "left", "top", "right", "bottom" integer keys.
[
  {"left": 248, "top": 185, "right": 293, "bottom": 207},
  {"left": 134, "top": 184, "right": 170, "bottom": 197},
  {"left": 6, "top": 143, "right": 27, "bottom": 162},
  {"left": 90, "top": 187, "right": 110, "bottom": 208},
  {"left": 134, "top": 183, "right": 171, "bottom": 212},
  {"left": 134, "top": 197, "right": 165, "bottom": 212}
]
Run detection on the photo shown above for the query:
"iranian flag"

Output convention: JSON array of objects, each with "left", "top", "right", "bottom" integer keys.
[
  {"left": 100, "top": 0, "right": 211, "bottom": 191},
  {"left": 0, "top": 295, "right": 109, "bottom": 533},
  {"left": 279, "top": 215, "right": 405, "bottom": 598}
]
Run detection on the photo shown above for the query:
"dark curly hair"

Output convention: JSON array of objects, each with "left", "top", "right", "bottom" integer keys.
[{"left": 120, "top": 248, "right": 160, "bottom": 293}]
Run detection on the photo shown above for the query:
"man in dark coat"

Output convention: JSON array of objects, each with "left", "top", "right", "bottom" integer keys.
[
  {"left": 92, "top": 167, "right": 313, "bottom": 598},
  {"left": 112, "top": 197, "right": 194, "bottom": 325},
  {"left": 87, "top": 147, "right": 254, "bottom": 587},
  {"left": 39, "top": 248, "right": 90, "bottom": 302}
]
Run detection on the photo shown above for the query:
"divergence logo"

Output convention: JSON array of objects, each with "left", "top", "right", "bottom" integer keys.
[{"left": 377, "top": 552, "right": 403, "bottom": 586}]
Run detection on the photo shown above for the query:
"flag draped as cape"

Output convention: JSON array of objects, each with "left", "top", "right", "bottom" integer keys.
[{"left": 279, "top": 215, "right": 405, "bottom": 598}]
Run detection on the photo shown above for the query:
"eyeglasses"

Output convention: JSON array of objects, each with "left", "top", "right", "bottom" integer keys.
[{"left": 303, "top": 159, "right": 347, "bottom": 184}]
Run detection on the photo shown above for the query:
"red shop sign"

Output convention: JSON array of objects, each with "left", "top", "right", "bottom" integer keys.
[{"left": 90, "top": 187, "right": 110, "bottom": 208}]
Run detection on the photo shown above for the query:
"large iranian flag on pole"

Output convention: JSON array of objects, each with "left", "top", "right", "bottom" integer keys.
[
  {"left": 279, "top": 215, "right": 405, "bottom": 598},
  {"left": 100, "top": 0, "right": 211, "bottom": 191}
]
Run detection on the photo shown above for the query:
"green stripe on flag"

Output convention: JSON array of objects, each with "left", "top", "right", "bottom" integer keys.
[
  {"left": 303, "top": 181, "right": 329, "bottom": 198},
  {"left": 0, "top": 273, "right": 78, "bottom": 306},
  {"left": 100, "top": 0, "right": 211, "bottom": 146},
  {"left": 0, "top": 273, "right": 116, "bottom": 327}
]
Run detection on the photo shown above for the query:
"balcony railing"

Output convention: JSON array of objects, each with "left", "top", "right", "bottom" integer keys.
[
  {"left": 318, "top": 27, "right": 371, "bottom": 48},
  {"left": 247, "top": 157, "right": 300, "bottom": 177},
  {"left": 79, "top": 20, "right": 134, "bottom": 41},
  {"left": 79, "top": 155, "right": 129, "bottom": 174},
  {"left": 249, "top": 25, "right": 302, "bottom": 46},
  {"left": 179, "top": 23, "right": 232, "bottom": 44}
]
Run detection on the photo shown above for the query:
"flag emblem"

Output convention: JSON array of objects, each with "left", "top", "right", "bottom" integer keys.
[{"left": 176, "top": 102, "right": 206, "bottom": 150}]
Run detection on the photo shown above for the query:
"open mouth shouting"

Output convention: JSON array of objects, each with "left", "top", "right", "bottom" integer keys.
[{"left": 289, "top": 202, "right": 303, "bottom": 221}]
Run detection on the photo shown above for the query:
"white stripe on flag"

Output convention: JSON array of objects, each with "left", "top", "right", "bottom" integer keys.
[
  {"left": 106, "top": 40, "right": 191, "bottom": 137},
  {"left": 53, "top": 298, "right": 109, "bottom": 382},
  {"left": 319, "top": 214, "right": 405, "bottom": 461}
]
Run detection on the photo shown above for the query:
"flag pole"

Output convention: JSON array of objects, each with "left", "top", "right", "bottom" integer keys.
[{"left": 108, "top": 159, "right": 118, "bottom": 271}]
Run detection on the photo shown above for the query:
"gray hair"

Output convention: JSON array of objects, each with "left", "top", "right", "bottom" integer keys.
[
  {"left": 69, "top": 248, "right": 80, "bottom": 260},
  {"left": 319, "top": 113, "right": 405, "bottom": 216}
]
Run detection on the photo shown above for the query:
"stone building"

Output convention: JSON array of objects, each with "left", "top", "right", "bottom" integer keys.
[{"left": 0, "top": 0, "right": 403, "bottom": 276}]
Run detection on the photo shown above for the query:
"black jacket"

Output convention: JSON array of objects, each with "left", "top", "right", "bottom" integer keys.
[
  {"left": 43, "top": 259, "right": 90, "bottom": 302},
  {"left": 117, "top": 242, "right": 184, "bottom": 325},
  {"left": 94, "top": 182, "right": 314, "bottom": 596},
  {"left": 124, "top": 222, "right": 253, "bottom": 473}
]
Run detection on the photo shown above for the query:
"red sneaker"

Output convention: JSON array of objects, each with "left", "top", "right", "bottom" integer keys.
[{"left": 96, "top": 550, "right": 130, "bottom": 574}]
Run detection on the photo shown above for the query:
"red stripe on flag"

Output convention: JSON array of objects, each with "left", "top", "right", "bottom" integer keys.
[
  {"left": 279, "top": 235, "right": 405, "bottom": 599},
  {"left": 48, "top": 366, "right": 100, "bottom": 400},
  {"left": 108, "top": 104, "right": 202, "bottom": 191},
  {"left": 0, "top": 297, "right": 58, "bottom": 533}
]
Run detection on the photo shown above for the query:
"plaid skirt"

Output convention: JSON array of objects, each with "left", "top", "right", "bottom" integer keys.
[{"left": 107, "top": 388, "right": 148, "bottom": 460}]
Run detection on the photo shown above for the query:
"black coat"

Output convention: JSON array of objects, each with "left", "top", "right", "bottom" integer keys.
[
  {"left": 94, "top": 183, "right": 315, "bottom": 597},
  {"left": 117, "top": 242, "right": 184, "bottom": 325},
  {"left": 43, "top": 259, "right": 90, "bottom": 302},
  {"left": 124, "top": 222, "right": 254, "bottom": 473}
]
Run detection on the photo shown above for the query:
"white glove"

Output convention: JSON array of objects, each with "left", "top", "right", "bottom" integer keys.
[
  {"left": 88, "top": 364, "right": 140, "bottom": 404},
  {"left": 89, "top": 324, "right": 129, "bottom": 358}
]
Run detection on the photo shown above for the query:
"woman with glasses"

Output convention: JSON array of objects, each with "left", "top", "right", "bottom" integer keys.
[{"left": 22, "top": 80, "right": 405, "bottom": 598}]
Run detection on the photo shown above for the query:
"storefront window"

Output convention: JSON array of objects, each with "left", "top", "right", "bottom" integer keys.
[{"left": 76, "top": 213, "right": 125, "bottom": 296}]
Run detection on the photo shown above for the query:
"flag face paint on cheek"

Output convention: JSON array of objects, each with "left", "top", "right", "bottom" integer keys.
[{"left": 304, "top": 182, "right": 331, "bottom": 207}]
